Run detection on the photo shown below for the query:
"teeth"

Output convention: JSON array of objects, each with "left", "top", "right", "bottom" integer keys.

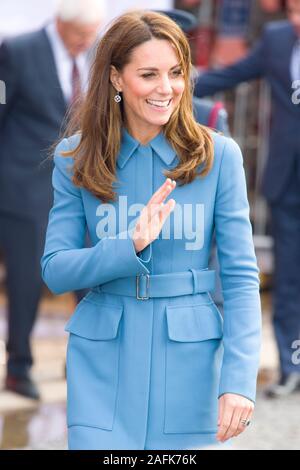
[{"left": 147, "top": 99, "right": 171, "bottom": 108}]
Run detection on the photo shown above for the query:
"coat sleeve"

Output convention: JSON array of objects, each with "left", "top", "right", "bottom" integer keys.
[
  {"left": 214, "top": 137, "right": 262, "bottom": 403},
  {"left": 41, "top": 138, "right": 152, "bottom": 295},
  {"left": 193, "top": 33, "right": 265, "bottom": 98}
]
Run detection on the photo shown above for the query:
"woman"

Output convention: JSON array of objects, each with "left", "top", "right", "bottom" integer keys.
[{"left": 41, "top": 10, "right": 262, "bottom": 450}]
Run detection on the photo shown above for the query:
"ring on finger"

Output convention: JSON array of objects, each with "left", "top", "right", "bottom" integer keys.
[{"left": 240, "top": 419, "right": 251, "bottom": 427}]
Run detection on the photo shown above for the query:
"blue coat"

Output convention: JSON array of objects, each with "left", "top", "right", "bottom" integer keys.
[{"left": 41, "top": 127, "right": 262, "bottom": 450}]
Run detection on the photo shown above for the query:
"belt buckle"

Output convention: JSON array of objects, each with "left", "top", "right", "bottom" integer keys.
[{"left": 136, "top": 274, "right": 150, "bottom": 300}]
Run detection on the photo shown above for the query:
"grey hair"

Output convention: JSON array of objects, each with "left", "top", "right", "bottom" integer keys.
[{"left": 56, "top": 0, "right": 106, "bottom": 24}]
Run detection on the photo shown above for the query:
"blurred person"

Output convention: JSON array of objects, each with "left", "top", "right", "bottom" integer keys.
[
  {"left": 104, "top": 0, "right": 174, "bottom": 26},
  {"left": 211, "top": 0, "right": 252, "bottom": 67},
  {"left": 194, "top": 0, "right": 300, "bottom": 397},
  {"left": 259, "top": 0, "right": 286, "bottom": 12},
  {"left": 41, "top": 10, "right": 261, "bottom": 450},
  {"left": 0, "top": 0, "right": 105, "bottom": 400},
  {"left": 250, "top": 0, "right": 288, "bottom": 42}
]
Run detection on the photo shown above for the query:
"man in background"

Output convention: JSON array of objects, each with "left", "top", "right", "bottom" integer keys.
[
  {"left": 0, "top": 0, "right": 105, "bottom": 400},
  {"left": 194, "top": 0, "right": 300, "bottom": 397}
]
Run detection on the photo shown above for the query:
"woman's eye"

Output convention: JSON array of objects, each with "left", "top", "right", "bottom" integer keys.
[
  {"left": 141, "top": 70, "right": 183, "bottom": 79},
  {"left": 173, "top": 69, "right": 183, "bottom": 76}
]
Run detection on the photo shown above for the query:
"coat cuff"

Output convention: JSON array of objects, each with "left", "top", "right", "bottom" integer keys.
[
  {"left": 127, "top": 226, "right": 152, "bottom": 269},
  {"left": 218, "top": 379, "right": 257, "bottom": 404},
  {"left": 218, "top": 391, "right": 256, "bottom": 404},
  {"left": 115, "top": 228, "right": 151, "bottom": 276},
  {"left": 136, "top": 244, "right": 152, "bottom": 264}
]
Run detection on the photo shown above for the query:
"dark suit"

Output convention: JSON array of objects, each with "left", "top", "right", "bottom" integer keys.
[
  {"left": 0, "top": 27, "right": 87, "bottom": 378},
  {"left": 194, "top": 20, "right": 300, "bottom": 376}
]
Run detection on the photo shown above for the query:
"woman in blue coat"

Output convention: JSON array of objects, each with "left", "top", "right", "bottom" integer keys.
[{"left": 41, "top": 10, "right": 262, "bottom": 450}]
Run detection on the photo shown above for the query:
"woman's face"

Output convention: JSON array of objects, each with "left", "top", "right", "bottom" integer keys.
[{"left": 110, "top": 38, "right": 186, "bottom": 139}]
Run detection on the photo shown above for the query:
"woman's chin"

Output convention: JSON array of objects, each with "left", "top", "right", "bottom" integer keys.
[{"left": 146, "top": 116, "right": 172, "bottom": 127}]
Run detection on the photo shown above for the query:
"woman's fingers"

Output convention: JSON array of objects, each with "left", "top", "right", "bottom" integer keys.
[
  {"left": 217, "top": 394, "right": 254, "bottom": 443},
  {"left": 222, "top": 406, "right": 243, "bottom": 442},
  {"left": 159, "top": 198, "right": 176, "bottom": 223},
  {"left": 146, "top": 178, "right": 176, "bottom": 227},
  {"left": 149, "top": 178, "right": 176, "bottom": 206},
  {"left": 233, "top": 407, "right": 254, "bottom": 438},
  {"left": 135, "top": 202, "right": 162, "bottom": 237},
  {"left": 216, "top": 399, "right": 234, "bottom": 442},
  {"left": 148, "top": 199, "right": 176, "bottom": 240},
  {"left": 140, "top": 201, "right": 161, "bottom": 227},
  {"left": 132, "top": 178, "right": 176, "bottom": 252}
]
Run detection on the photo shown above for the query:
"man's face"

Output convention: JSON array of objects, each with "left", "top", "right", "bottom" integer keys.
[
  {"left": 287, "top": 0, "right": 300, "bottom": 36},
  {"left": 56, "top": 18, "right": 101, "bottom": 57}
]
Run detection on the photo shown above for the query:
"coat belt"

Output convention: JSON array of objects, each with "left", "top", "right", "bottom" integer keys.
[{"left": 92, "top": 268, "right": 215, "bottom": 300}]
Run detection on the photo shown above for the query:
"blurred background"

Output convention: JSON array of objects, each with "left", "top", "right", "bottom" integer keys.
[{"left": 0, "top": 0, "right": 299, "bottom": 450}]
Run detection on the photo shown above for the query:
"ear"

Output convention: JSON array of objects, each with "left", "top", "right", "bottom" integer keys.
[{"left": 110, "top": 65, "right": 122, "bottom": 92}]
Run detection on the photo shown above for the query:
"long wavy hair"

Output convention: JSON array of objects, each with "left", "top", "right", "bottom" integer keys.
[{"left": 62, "top": 10, "right": 214, "bottom": 203}]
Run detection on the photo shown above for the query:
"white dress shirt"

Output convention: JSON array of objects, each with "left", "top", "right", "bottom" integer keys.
[
  {"left": 45, "top": 20, "right": 90, "bottom": 103},
  {"left": 290, "top": 38, "right": 300, "bottom": 83}
]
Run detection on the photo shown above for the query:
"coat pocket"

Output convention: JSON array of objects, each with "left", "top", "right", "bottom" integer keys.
[
  {"left": 64, "top": 293, "right": 123, "bottom": 431},
  {"left": 164, "top": 302, "right": 224, "bottom": 434}
]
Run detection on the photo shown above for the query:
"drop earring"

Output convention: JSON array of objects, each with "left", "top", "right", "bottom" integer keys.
[{"left": 114, "top": 91, "right": 122, "bottom": 103}]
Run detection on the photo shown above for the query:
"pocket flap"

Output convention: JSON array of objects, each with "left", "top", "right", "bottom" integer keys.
[
  {"left": 166, "top": 302, "right": 223, "bottom": 342},
  {"left": 64, "top": 294, "right": 123, "bottom": 340}
]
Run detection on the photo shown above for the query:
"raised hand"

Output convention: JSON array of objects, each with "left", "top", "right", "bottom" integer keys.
[{"left": 132, "top": 178, "right": 176, "bottom": 253}]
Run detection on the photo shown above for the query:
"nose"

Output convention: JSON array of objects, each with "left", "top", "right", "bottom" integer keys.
[{"left": 157, "top": 75, "right": 172, "bottom": 95}]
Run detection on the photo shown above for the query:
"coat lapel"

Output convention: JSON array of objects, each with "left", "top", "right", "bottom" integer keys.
[{"left": 117, "top": 127, "right": 177, "bottom": 169}]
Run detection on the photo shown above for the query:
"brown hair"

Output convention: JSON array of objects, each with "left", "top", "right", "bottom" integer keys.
[{"left": 62, "top": 9, "right": 214, "bottom": 203}]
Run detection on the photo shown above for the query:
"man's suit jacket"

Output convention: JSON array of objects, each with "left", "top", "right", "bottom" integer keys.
[
  {"left": 0, "top": 28, "right": 67, "bottom": 219},
  {"left": 194, "top": 20, "right": 300, "bottom": 204}
]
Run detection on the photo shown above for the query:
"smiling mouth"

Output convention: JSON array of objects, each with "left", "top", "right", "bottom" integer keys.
[{"left": 146, "top": 98, "right": 172, "bottom": 109}]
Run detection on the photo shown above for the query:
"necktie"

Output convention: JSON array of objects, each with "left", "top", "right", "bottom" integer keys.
[{"left": 71, "top": 59, "right": 81, "bottom": 106}]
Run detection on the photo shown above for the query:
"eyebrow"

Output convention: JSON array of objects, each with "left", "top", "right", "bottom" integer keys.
[{"left": 137, "top": 64, "right": 181, "bottom": 71}]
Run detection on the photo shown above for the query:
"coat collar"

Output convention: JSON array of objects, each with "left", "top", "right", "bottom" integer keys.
[{"left": 117, "top": 127, "right": 177, "bottom": 169}]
